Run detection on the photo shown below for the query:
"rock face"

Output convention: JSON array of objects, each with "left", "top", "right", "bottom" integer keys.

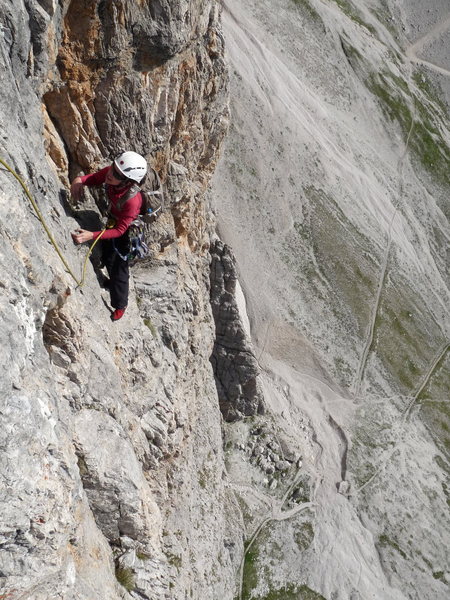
[
  {"left": 210, "top": 239, "right": 265, "bottom": 420},
  {"left": 0, "top": 1, "right": 246, "bottom": 598},
  {"left": 1, "top": 0, "right": 449, "bottom": 599}
]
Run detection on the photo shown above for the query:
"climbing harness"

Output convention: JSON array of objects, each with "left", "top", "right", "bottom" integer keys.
[
  {"left": 112, "top": 217, "right": 150, "bottom": 261},
  {"left": 0, "top": 156, "right": 105, "bottom": 288},
  {"left": 108, "top": 166, "right": 164, "bottom": 262}
]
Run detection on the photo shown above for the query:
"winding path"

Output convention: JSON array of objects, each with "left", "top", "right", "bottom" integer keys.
[
  {"left": 352, "top": 83, "right": 417, "bottom": 398},
  {"left": 406, "top": 13, "right": 450, "bottom": 77},
  {"left": 353, "top": 8, "right": 450, "bottom": 398},
  {"left": 231, "top": 468, "right": 315, "bottom": 600},
  {"left": 354, "top": 342, "right": 450, "bottom": 496}
]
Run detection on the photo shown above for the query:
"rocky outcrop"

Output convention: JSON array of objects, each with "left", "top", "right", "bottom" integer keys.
[
  {"left": 210, "top": 239, "right": 264, "bottom": 420},
  {"left": 0, "top": 1, "right": 244, "bottom": 599},
  {"left": 7, "top": 0, "right": 449, "bottom": 598}
]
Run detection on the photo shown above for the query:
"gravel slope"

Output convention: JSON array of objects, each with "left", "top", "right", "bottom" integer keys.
[{"left": 212, "top": 0, "right": 450, "bottom": 597}]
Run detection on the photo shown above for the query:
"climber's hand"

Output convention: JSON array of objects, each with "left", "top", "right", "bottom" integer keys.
[
  {"left": 70, "top": 177, "right": 84, "bottom": 202},
  {"left": 71, "top": 229, "right": 94, "bottom": 244}
]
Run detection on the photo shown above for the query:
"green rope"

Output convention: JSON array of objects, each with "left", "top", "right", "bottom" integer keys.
[{"left": 0, "top": 156, "right": 105, "bottom": 288}]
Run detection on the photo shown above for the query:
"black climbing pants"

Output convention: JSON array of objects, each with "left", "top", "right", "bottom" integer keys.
[{"left": 102, "top": 235, "right": 130, "bottom": 309}]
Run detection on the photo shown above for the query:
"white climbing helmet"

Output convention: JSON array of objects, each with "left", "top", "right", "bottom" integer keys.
[{"left": 114, "top": 151, "right": 147, "bottom": 183}]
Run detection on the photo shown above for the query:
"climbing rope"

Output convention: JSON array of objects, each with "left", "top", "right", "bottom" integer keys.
[{"left": 0, "top": 156, "right": 105, "bottom": 288}]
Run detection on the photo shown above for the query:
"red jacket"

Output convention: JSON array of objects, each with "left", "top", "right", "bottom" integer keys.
[{"left": 80, "top": 167, "right": 142, "bottom": 240}]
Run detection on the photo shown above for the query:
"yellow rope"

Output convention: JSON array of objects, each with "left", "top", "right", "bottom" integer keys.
[{"left": 0, "top": 156, "right": 105, "bottom": 288}]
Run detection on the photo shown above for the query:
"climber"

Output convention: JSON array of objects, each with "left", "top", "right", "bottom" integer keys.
[{"left": 71, "top": 151, "right": 147, "bottom": 321}]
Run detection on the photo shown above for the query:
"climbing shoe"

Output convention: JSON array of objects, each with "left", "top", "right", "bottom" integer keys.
[{"left": 111, "top": 308, "right": 126, "bottom": 321}]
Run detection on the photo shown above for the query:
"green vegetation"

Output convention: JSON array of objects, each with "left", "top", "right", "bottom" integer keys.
[
  {"left": 418, "top": 400, "right": 450, "bottom": 459},
  {"left": 417, "top": 349, "right": 450, "bottom": 402},
  {"left": 242, "top": 541, "right": 260, "bottom": 600},
  {"left": 238, "top": 497, "right": 255, "bottom": 529},
  {"left": 378, "top": 534, "right": 408, "bottom": 560},
  {"left": 143, "top": 317, "right": 157, "bottom": 336},
  {"left": 349, "top": 401, "right": 399, "bottom": 489},
  {"left": 334, "top": 356, "right": 353, "bottom": 386},
  {"left": 410, "top": 117, "right": 450, "bottom": 192},
  {"left": 366, "top": 71, "right": 450, "bottom": 193},
  {"left": 369, "top": 273, "right": 445, "bottom": 396},
  {"left": 293, "top": 220, "right": 310, "bottom": 242},
  {"left": 291, "top": 0, "right": 322, "bottom": 23},
  {"left": 253, "top": 584, "right": 326, "bottom": 600},
  {"left": 198, "top": 466, "right": 209, "bottom": 489},
  {"left": 76, "top": 454, "right": 89, "bottom": 478},
  {"left": 331, "top": 0, "right": 377, "bottom": 34},
  {"left": 413, "top": 70, "right": 449, "bottom": 117},
  {"left": 350, "top": 458, "right": 376, "bottom": 489},
  {"left": 294, "top": 521, "right": 314, "bottom": 551},
  {"left": 289, "top": 475, "right": 311, "bottom": 504},
  {"left": 115, "top": 566, "right": 135, "bottom": 592},
  {"left": 370, "top": 0, "right": 398, "bottom": 38},
  {"left": 302, "top": 186, "right": 379, "bottom": 336},
  {"left": 242, "top": 582, "right": 326, "bottom": 600},
  {"left": 366, "top": 73, "right": 413, "bottom": 136},
  {"left": 281, "top": 186, "right": 386, "bottom": 389},
  {"left": 166, "top": 552, "right": 183, "bottom": 569},
  {"left": 241, "top": 514, "right": 317, "bottom": 600}
]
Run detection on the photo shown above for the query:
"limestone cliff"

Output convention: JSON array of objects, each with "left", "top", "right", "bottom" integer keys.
[
  {"left": 1, "top": 1, "right": 449, "bottom": 599},
  {"left": 0, "top": 1, "right": 253, "bottom": 598}
]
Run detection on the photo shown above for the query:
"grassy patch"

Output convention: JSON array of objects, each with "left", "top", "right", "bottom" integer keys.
[
  {"left": 143, "top": 317, "right": 157, "bottom": 336},
  {"left": 280, "top": 186, "right": 382, "bottom": 389},
  {"left": 348, "top": 401, "right": 400, "bottom": 489},
  {"left": 410, "top": 115, "right": 450, "bottom": 192},
  {"left": 370, "top": 1, "right": 398, "bottom": 38},
  {"left": 198, "top": 466, "right": 209, "bottom": 489},
  {"left": 115, "top": 566, "right": 135, "bottom": 592},
  {"left": 241, "top": 515, "right": 318, "bottom": 599},
  {"left": 331, "top": 0, "right": 377, "bottom": 34},
  {"left": 254, "top": 584, "right": 326, "bottom": 600},
  {"left": 166, "top": 552, "right": 182, "bottom": 570},
  {"left": 366, "top": 73, "right": 413, "bottom": 137},
  {"left": 366, "top": 71, "right": 450, "bottom": 195},
  {"left": 334, "top": 356, "right": 353, "bottom": 385},
  {"left": 413, "top": 70, "right": 449, "bottom": 117},
  {"left": 418, "top": 400, "right": 450, "bottom": 460},
  {"left": 242, "top": 542, "right": 260, "bottom": 600},
  {"left": 291, "top": 0, "right": 322, "bottom": 23},
  {"left": 369, "top": 272, "right": 446, "bottom": 395},
  {"left": 302, "top": 186, "right": 380, "bottom": 335},
  {"left": 288, "top": 475, "right": 311, "bottom": 505},
  {"left": 294, "top": 521, "right": 314, "bottom": 551},
  {"left": 416, "top": 349, "right": 450, "bottom": 402},
  {"left": 76, "top": 454, "right": 89, "bottom": 478},
  {"left": 378, "top": 534, "right": 408, "bottom": 560}
]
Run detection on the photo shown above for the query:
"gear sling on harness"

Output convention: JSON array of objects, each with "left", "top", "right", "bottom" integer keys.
[{"left": 108, "top": 166, "right": 164, "bottom": 261}]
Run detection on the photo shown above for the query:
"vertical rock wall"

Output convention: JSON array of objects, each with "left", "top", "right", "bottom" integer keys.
[
  {"left": 0, "top": 1, "right": 248, "bottom": 599},
  {"left": 210, "top": 239, "right": 265, "bottom": 420}
]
